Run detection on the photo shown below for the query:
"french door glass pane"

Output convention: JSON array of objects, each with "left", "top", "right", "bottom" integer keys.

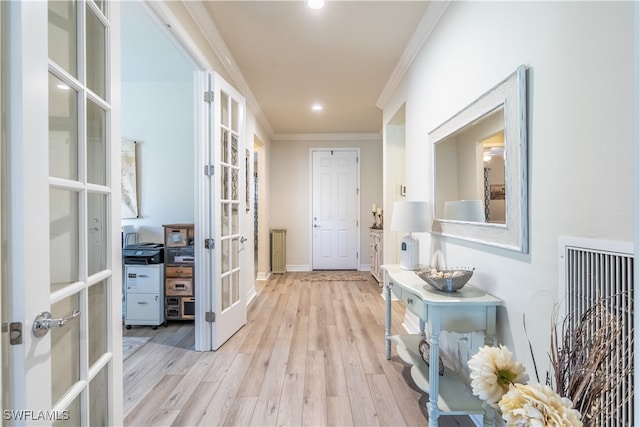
[
  {"left": 87, "top": 100, "right": 106, "bottom": 185},
  {"left": 232, "top": 271, "right": 239, "bottom": 303},
  {"left": 50, "top": 189, "right": 79, "bottom": 292},
  {"left": 221, "top": 275, "right": 229, "bottom": 310},
  {"left": 88, "top": 280, "right": 107, "bottom": 366},
  {"left": 51, "top": 295, "right": 81, "bottom": 405},
  {"left": 89, "top": 366, "right": 108, "bottom": 426},
  {"left": 221, "top": 239, "right": 229, "bottom": 273},
  {"left": 49, "top": 73, "right": 79, "bottom": 180},
  {"left": 93, "top": 0, "right": 106, "bottom": 15},
  {"left": 232, "top": 203, "right": 239, "bottom": 234},
  {"left": 87, "top": 192, "right": 107, "bottom": 275},
  {"left": 221, "top": 166, "right": 229, "bottom": 200},
  {"left": 86, "top": 4, "right": 106, "bottom": 99},
  {"left": 53, "top": 395, "right": 79, "bottom": 426},
  {"left": 232, "top": 238, "right": 238, "bottom": 268},
  {"left": 48, "top": 1, "right": 77, "bottom": 77},
  {"left": 221, "top": 92, "right": 229, "bottom": 127},
  {"left": 221, "top": 129, "right": 229, "bottom": 163},
  {"left": 231, "top": 99, "right": 239, "bottom": 132}
]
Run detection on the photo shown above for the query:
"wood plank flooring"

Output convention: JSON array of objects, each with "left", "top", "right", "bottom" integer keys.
[{"left": 123, "top": 272, "right": 475, "bottom": 426}]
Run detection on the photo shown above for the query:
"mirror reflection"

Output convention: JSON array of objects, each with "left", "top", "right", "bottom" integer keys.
[{"left": 434, "top": 106, "right": 506, "bottom": 224}]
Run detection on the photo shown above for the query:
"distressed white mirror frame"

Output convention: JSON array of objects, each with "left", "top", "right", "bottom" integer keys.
[{"left": 430, "top": 65, "right": 528, "bottom": 252}]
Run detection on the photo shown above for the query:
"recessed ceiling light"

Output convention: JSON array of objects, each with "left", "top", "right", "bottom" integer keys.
[
  {"left": 307, "top": 0, "right": 325, "bottom": 10},
  {"left": 311, "top": 103, "right": 323, "bottom": 111}
]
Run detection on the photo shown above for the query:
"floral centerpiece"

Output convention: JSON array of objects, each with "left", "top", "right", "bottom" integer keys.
[{"left": 468, "top": 345, "right": 582, "bottom": 426}]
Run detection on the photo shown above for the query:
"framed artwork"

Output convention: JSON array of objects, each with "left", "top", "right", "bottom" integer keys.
[
  {"left": 121, "top": 140, "right": 138, "bottom": 218},
  {"left": 490, "top": 184, "right": 505, "bottom": 200}
]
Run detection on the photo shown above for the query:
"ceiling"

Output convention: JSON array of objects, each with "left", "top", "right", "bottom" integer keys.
[{"left": 189, "top": 1, "right": 432, "bottom": 137}]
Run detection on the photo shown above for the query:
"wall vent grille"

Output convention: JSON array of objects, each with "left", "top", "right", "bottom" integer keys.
[{"left": 560, "top": 237, "right": 634, "bottom": 426}]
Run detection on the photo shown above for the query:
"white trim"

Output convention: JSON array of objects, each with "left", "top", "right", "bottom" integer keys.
[
  {"left": 287, "top": 264, "right": 312, "bottom": 272},
  {"left": 182, "top": 1, "right": 274, "bottom": 138},
  {"left": 255, "top": 271, "right": 271, "bottom": 281},
  {"left": 143, "top": 0, "right": 211, "bottom": 70},
  {"left": 558, "top": 236, "right": 633, "bottom": 256},
  {"left": 273, "top": 132, "right": 381, "bottom": 142},
  {"left": 376, "top": 1, "right": 450, "bottom": 109}
]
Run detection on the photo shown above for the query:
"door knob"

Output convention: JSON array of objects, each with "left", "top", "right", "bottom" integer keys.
[{"left": 33, "top": 310, "right": 80, "bottom": 337}]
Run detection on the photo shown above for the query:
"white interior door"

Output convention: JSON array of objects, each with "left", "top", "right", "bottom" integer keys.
[
  {"left": 3, "top": 1, "right": 122, "bottom": 424},
  {"left": 311, "top": 149, "right": 360, "bottom": 270},
  {"left": 195, "top": 72, "right": 247, "bottom": 351}
]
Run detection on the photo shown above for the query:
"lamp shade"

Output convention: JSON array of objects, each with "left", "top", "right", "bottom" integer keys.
[{"left": 390, "top": 201, "right": 430, "bottom": 232}]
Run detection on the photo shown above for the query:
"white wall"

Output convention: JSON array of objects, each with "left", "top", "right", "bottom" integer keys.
[
  {"left": 384, "top": 1, "right": 635, "bottom": 375},
  {"left": 121, "top": 1, "right": 196, "bottom": 243},
  {"left": 121, "top": 80, "right": 195, "bottom": 243},
  {"left": 270, "top": 137, "right": 382, "bottom": 271}
]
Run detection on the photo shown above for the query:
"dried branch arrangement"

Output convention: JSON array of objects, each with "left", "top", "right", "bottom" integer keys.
[{"left": 548, "top": 291, "right": 634, "bottom": 426}]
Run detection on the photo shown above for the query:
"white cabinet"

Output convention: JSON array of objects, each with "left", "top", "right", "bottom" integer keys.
[
  {"left": 124, "top": 264, "right": 165, "bottom": 329},
  {"left": 369, "top": 228, "right": 383, "bottom": 283}
]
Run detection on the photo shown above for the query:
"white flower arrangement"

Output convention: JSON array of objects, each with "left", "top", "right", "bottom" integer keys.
[
  {"left": 468, "top": 345, "right": 528, "bottom": 408},
  {"left": 468, "top": 345, "right": 582, "bottom": 427}
]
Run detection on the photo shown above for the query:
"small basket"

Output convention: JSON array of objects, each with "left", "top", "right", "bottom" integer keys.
[{"left": 417, "top": 268, "right": 474, "bottom": 292}]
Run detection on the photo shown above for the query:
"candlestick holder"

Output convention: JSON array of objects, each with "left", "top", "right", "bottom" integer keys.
[{"left": 372, "top": 211, "right": 383, "bottom": 229}]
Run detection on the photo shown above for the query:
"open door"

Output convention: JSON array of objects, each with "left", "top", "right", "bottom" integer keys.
[
  {"left": 195, "top": 72, "right": 247, "bottom": 351},
  {"left": 3, "top": 1, "right": 122, "bottom": 423}
]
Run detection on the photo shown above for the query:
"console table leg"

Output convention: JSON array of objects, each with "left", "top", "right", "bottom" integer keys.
[
  {"left": 427, "top": 310, "right": 441, "bottom": 427},
  {"left": 384, "top": 281, "right": 391, "bottom": 359},
  {"left": 482, "top": 403, "right": 496, "bottom": 426}
]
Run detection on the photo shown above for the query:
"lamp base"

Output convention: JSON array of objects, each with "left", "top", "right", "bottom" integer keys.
[{"left": 399, "top": 234, "right": 420, "bottom": 270}]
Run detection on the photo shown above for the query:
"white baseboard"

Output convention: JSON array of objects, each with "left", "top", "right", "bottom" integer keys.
[
  {"left": 359, "top": 264, "right": 371, "bottom": 272},
  {"left": 286, "top": 264, "right": 311, "bottom": 272},
  {"left": 256, "top": 271, "right": 271, "bottom": 281}
]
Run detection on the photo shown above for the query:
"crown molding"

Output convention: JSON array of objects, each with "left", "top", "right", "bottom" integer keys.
[
  {"left": 272, "top": 132, "right": 381, "bottom": 142},
  {"left": 375, "top": 0, "right": 451, "bottom": 110},
  {"left": 181, "top": 1, "right": 275, "bottom": 138},
  {"left": 143, "top": 1, "right": 212, "bottom": 71}
]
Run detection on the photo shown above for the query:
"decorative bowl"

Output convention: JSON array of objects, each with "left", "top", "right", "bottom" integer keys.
[{"left": 417, "top": 268, "right": 474, "bottom": 292}]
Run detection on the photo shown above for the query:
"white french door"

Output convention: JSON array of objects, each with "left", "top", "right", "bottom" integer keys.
[
  {"left": 195, "top": 72, "right": 247, "bottom": 351},
  {"left": 3, "top": 1, "right": 122, "bottom": 424},
  {"left": 311, "top": 149, "right": 360, "bottom": 270}
]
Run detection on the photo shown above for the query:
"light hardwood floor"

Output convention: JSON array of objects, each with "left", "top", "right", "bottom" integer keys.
[{"left": 123, "top": 272, "right": 475, "bottom": 426}]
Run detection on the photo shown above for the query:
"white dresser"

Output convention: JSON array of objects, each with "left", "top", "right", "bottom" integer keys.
[
  {"left": 124, "top": 264, "right": 164, "bottom": 329},
  {"left": 369, "top": 228, "right": 383, "bottom": 283}
]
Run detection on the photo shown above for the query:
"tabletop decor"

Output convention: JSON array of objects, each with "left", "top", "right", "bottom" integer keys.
[
  {"left": 417, "top": 267, "right": 474, "bottom": 292},
  {"left": 468, "top": 345, "right": 582, "bottom": 426}
]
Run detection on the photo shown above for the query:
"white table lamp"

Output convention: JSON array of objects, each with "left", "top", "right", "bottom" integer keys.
[{"left": 390, "top": 201, "right": 429, "bottom": 270}]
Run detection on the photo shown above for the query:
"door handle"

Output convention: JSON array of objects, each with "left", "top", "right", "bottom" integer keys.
[
  {"left": 33, "top": 310, "right": 80, "bottom": 337},
  {"left": 240, "top": 236, "right": 248, "bottom": 243},
  {"left": 313, "top": 224, "right": 321, "bottom": 229}
]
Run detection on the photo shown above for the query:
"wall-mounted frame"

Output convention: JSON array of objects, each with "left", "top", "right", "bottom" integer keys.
[{"left": 430, "top": 65, "right": 528, "bottom": 252}]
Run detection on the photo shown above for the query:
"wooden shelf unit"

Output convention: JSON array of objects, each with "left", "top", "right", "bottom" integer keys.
[{"left": 163, "top": 224, "right": 195, "bottom": 320}]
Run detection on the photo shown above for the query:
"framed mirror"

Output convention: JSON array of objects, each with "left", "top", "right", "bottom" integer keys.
[{"left": 430, "top": 65, "right": 528, "bottom": 252}]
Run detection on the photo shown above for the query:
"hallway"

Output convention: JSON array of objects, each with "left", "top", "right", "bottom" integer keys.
[{"left": 123, "top": 272, "right": 474, "bottom": 426}]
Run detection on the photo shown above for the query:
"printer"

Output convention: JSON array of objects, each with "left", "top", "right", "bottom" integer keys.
[{"left": 123, "top": 242, "right": 164, "bottom": 265}]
